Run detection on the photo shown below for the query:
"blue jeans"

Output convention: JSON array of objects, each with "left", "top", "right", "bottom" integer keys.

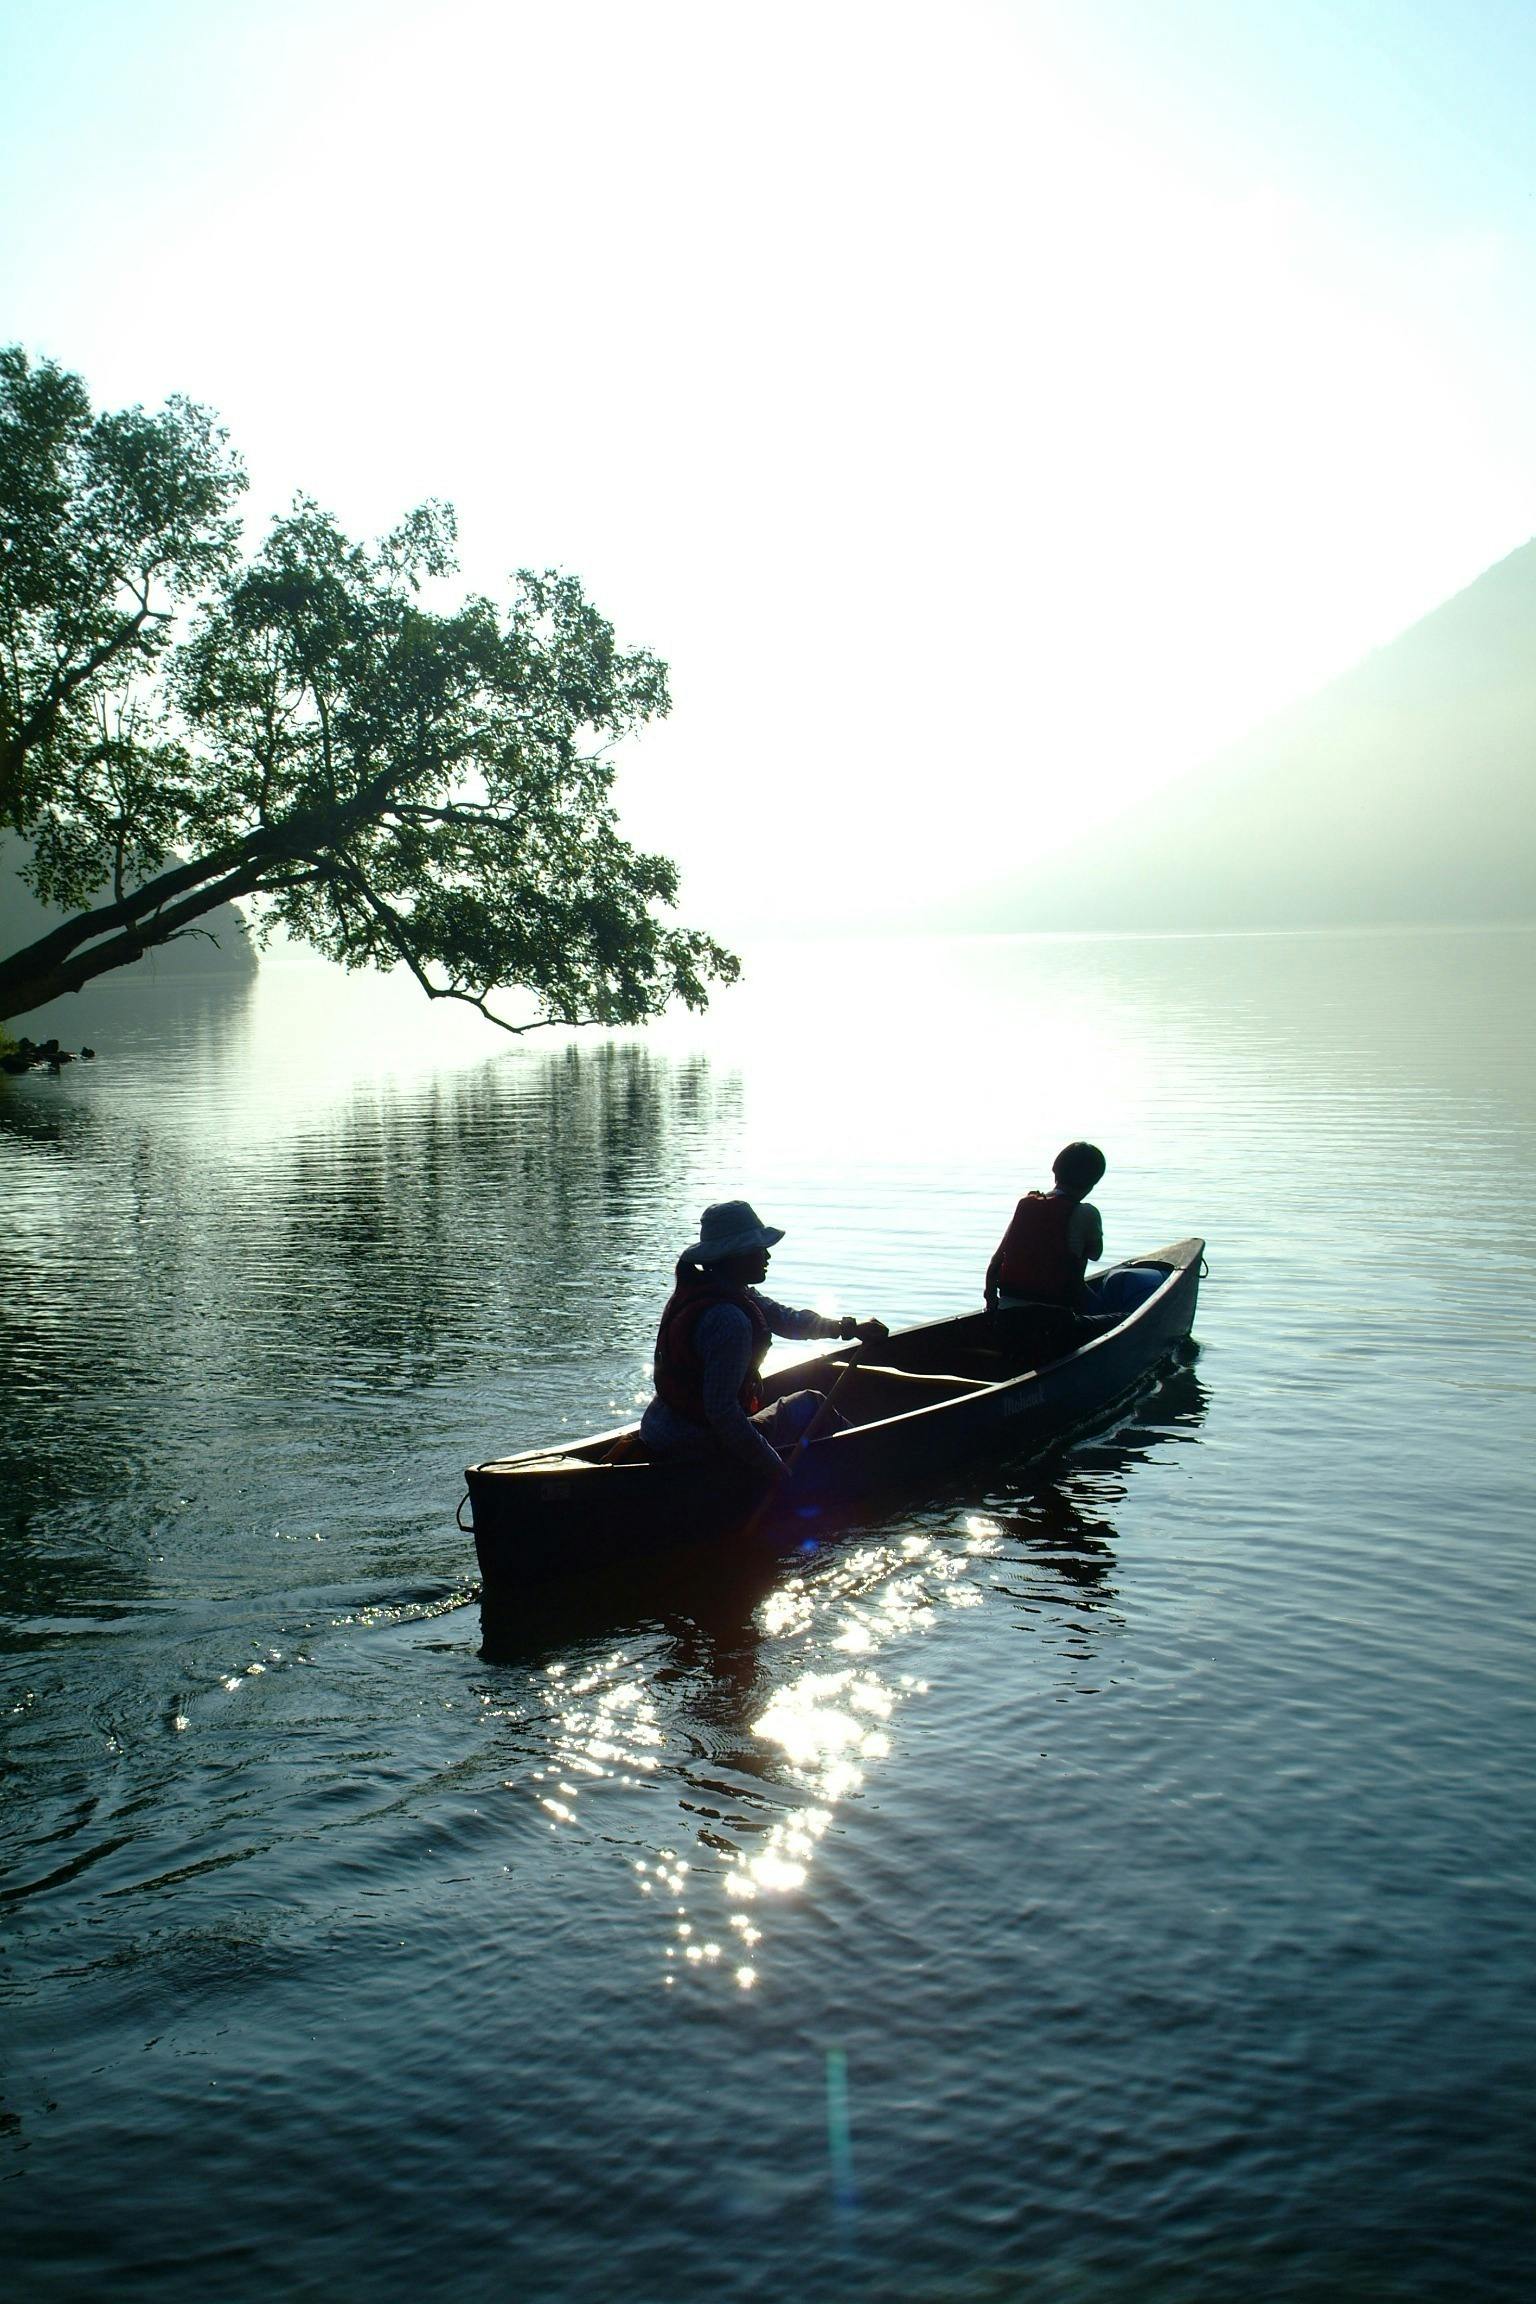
[{"left": 752, "top": 1389, "right": 847, "bottom": 1445}]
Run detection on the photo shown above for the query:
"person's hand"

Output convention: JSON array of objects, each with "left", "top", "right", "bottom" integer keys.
[
  {"left": 852, "top": 1318, "right": 888, "bottom": 1349},
  {"left": 984, "top": 1290, "right": 999, "bottom": 1319}
]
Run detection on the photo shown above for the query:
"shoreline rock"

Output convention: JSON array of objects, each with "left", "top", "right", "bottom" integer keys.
[{"left": 0, "top": 1035, "right": 96, "bottom": 1076}]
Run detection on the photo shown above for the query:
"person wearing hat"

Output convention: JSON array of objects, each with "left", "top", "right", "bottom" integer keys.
[{"left": 641, "top": 1200, "right": 889, "bottom": 1478}]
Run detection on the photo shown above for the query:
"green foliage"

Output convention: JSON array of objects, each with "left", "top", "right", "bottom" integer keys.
[
  {"left": 1, "top": 347, "right": 245, "bottom": 852},
  {"left": 0, "top": 351, "right": 738, "bottom": 1028}
]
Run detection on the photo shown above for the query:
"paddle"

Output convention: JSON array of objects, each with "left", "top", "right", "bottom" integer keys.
[
  {"left": 740, "top": 1346, "right": 863, "bottom": 1538},
  {"left": 781, "top": 1346, "right": 863, "bottom": 1473}
]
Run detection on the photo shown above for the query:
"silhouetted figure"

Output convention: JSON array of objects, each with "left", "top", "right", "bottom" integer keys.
[
  {"left": 642, "top": 1200, "right": 888, "bottom": 1477},
  {"left": 985, "top": 1142, "right": 1160, "bottom": 1359}
]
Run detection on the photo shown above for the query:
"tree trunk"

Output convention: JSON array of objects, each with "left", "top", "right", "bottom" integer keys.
[{"left": 0, "top": 857, "right": 275, "bottom": 1016}]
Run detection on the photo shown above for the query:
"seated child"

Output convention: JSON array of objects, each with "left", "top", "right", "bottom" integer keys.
[{"left": 984, "top": 1142, "right": 1159, "bottom": 1352}]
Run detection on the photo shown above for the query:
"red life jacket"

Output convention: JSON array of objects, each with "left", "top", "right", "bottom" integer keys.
[
  {"left": 653, "top": 1279, "right": 773, "bottom": 1423},
  {"left": 994, "top": 1192, "right": 1081, "bottom": 1304}
]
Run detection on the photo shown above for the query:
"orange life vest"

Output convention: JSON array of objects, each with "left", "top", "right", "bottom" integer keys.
[
  {"left": 652, "top": 1279, "right": 773, "bottom": 1423},
  {"left": 994, "top": 1192, "right": 1080, "bottom": 1304}
]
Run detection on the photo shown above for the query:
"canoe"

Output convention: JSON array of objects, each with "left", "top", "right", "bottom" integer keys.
[{"left": 465, "top": 1237, "right": 1204, "bottom": 1597}]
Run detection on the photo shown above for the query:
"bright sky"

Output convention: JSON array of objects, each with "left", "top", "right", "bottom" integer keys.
[{"left": 3, "top": 0, "right": 1533, "bottom": 935}]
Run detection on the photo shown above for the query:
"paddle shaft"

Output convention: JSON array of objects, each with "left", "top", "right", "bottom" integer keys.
[
  {"left": 776, "top": 1347, "right": 861, "bottom": 1481},
  {"left": 737, "top": 1348, "right": 862, "bottom": 1539}
]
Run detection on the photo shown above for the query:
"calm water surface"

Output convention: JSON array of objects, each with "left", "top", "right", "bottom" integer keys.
[{"left": 3, "top": 928, "right": 1533, "bottom": 2301}]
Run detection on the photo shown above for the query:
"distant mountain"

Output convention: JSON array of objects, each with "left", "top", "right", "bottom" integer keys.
[
  {"left": 0, "top": 836, "right": 258, "bottom": 989},
  {"left": 951, "top": 539, "right": 1536, "bottom": 932}
]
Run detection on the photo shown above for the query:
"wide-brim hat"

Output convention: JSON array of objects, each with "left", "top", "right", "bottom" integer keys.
[{"left": 683, "top": 1199, "right": 785, "bottom": 1264}]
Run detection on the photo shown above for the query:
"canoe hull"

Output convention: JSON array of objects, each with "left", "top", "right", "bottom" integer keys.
[{"left": 467, "top": 1239, "right": 1203, "bottom": 1595}]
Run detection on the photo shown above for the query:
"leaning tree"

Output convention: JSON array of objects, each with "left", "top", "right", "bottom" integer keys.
[{"left": 1, "top": 349, "right": 737, "bottom": 1027}]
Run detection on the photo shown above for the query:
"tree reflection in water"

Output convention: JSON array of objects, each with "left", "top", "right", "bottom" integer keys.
[{"left": 1, "top": 1017, "right": 743, "bottom": 1621}]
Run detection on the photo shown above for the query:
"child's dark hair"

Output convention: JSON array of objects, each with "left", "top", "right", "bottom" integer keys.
[{"left": 1053, "top": 1141, "right": 1106, "bottom": 1196}]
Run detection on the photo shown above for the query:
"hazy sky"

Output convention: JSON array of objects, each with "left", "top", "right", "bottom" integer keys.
[{"left": 3, "top": 0, "right": 1533, "bottom": 935}]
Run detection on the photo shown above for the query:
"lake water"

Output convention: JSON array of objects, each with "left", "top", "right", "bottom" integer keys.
[{"left": 3, "top": 926, "right": 1533, "bottom": 2301}]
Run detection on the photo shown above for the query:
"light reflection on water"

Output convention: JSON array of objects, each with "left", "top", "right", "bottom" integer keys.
[
  {"left": 480, "top": 1375, "right": 1197, "bottom": 2021},
  {"left": 486, "top": 1525, "right": 986, "bottom": 1994},
  {"left": 2, "top": 927, "right": 1533, "bottom": 2302}
]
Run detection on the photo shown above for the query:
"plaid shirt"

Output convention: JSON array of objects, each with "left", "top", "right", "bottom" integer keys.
[{"left": 641, "top": 1290, "right": 845, "bottom": 1472}]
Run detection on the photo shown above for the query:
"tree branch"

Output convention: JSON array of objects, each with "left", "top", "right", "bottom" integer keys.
[
  {"left": 4, "top": 763, "right": 404, "bottom": 980},
  {"left": 1, "top": 601, "right": 166, "bottom": 802},
  {"left": 0, "top": 852, "right": 268, "bottom": 1012}
]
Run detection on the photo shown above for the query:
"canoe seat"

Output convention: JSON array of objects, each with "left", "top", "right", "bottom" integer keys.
[
  {"left": 523, "top": 1433, "right": 653, "bottom": 1471},
  {"left": 480, "top": 1453, "right": 608, "bottom": 1477},
  {"left": 838, "top": 1365, "right": 993, "bottom": 1423}
]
